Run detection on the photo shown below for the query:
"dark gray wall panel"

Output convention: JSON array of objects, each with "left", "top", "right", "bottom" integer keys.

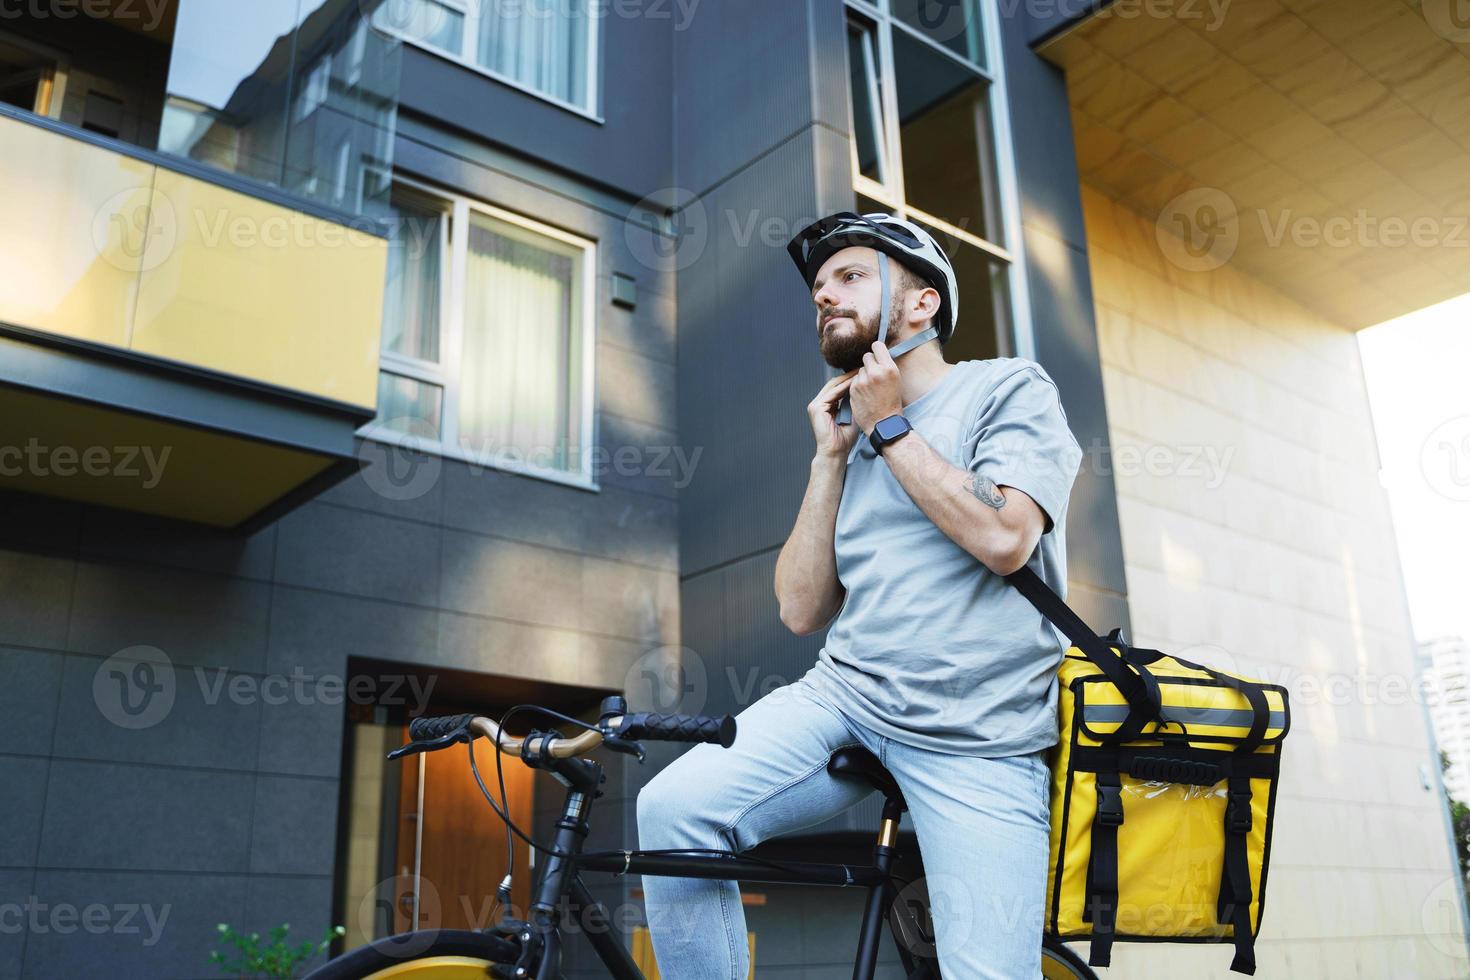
[
  {"left": 675, "top": 130, "right": 838, "bottom": 576},
  {"left": 0, "top": 647, "right": 61, "bottom": 757},
  {"left": 1019, "top": 0, "right": 1113, "bottom": 47},
  {"left": 998, "top": 16, "right": 1091, "bottom": 251},
  {"left": 25, "top": 871, "right": 247, "bottom": 980},
  {"left": 37, "top": 761, "right": 253, "bottom": 872},
  {"left": 396, "top": 15, "right": 672, "bottom": 198},
  {"left": 67, "top": 561, "right": 271, "bottom": 672},
  {"left": 672, "top": 0, "right": 827, "bottom": 197},
  {"left": 0, "top": 549, "right": 72, "bottom": 649},
  {"left": 0, "top": 757, "right": 46, "bottom": 868},
  {"left": 51, "top": 653, "right": 262, "bottom": 772}
]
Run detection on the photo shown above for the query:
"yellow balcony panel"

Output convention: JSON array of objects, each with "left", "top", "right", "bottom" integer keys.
[
  {"left": 132, "top": 169, "right": 387, "bottom": 411},
  {"left": 0, "top": 111, "right": 151, "bottom": 348}
]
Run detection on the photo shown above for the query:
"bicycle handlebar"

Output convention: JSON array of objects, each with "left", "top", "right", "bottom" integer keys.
[
  {"left": 613, "top": 711, "right": 736, "bottom": 747},
  {"left": 396, "top": 706, "right": 737, "bottom": 762}
]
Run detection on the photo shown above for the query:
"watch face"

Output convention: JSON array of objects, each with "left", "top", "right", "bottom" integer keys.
[{"left": 876, "top": 415, "right": 908, "bottom": 441}]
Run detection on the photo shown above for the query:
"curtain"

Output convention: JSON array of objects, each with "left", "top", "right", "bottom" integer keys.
[
  {"left": 477, "top": 0, "right": 589, "bottom": 107},
  {"left": 458, "top": 215, "right": 575, "bottom": 470},
  {"left": 382, "top": 197, "right": 442, "bottom": 362}
]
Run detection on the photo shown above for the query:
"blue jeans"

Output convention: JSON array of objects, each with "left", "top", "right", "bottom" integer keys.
[{"left": 636, "top": 673, "right": 1052, "bottom": 979}]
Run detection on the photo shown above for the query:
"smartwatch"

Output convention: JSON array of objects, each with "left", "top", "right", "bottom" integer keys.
[{"left": 869, "top": 414, "right": 913, "bottom": 455}]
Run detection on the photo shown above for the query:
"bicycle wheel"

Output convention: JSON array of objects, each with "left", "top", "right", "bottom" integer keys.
[
  {"left": 1041, "top": 935, "right": 1098, "bottom": 980},
  {"left": 302, "top": 929, "right": 520, "bottom": 980}
]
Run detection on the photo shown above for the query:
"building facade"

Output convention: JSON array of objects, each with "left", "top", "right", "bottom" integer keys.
[
  {"left": 1422, "top": 636, "right": 1470, "bottom": 805},
  {"left": 0, "top": 0, "right": 1466, "bottom": 977}
]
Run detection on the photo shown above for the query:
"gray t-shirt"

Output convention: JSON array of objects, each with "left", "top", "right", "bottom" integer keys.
[{"left": 801, "top": 356, "right": 1084, "bottom": 757}]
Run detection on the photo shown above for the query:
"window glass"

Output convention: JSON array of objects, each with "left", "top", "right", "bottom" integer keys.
[
  {"left": 478, "top": 0, "right": 590, "bottom": 108},
  {"left": 458, "top": 213, "right": 581, "bottom": 471},
  {"left": 890, "top": 0, "right": 986, "bottom": 68},
  {"left": 160, "top": 0, "right": 300, "bottom": 184},
  {"left": 375, "top": 0, "right": 466, "bottom": 52},
  {"left": 381, "top": 192, "right": 444, "bottom": 362},
  {"left": 845, "top": 19, "right": 886, "bottom": 186},
  {"left": 367, "top": 186, "right": 592, "bottom": 479},
  {"left": 375, "top": 372, "right": 444, "bottom": 436},
  {"left": 913, "top": 217, "right": 1009, "bottom": 362},
  {"left": 892, "top": 29, "right": 1001, "bottom": 243},
  {"left": 158, "top": 0, "right": 400, "bottom": 215}
]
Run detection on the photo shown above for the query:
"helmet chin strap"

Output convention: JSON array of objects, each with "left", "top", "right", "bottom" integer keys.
[{"left": 835, "top": 252, "right": 940, "bottom": 426}]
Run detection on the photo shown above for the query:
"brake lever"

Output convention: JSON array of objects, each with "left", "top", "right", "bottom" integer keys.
[
  {"left": 387, "top": 724, "right": 474, "bottom": 761},
  {"left": 597, "top": 731, "right": 646, "bottom": 763}
]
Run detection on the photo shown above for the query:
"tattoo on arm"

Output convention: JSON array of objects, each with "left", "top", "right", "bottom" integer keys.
[{"left": 966, "top": 475, "right": 1007, "bottom": 510}]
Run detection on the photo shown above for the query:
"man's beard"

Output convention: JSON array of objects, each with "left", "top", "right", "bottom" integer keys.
[{"left": 818, "top": 303, "right": 904, "bottom": 372}]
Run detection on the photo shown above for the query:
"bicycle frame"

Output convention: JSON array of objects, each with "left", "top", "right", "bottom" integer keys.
[{"left": 499, "top": 748, "right": 919, "bottom": 980}]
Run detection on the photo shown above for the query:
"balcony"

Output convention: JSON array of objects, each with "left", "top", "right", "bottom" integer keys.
[{"left": 0, "top": 0, "right": 402, "bottom": 530}]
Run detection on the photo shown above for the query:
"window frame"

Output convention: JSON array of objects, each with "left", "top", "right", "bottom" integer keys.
[
  {"left": 378, "top": 0, "right": 603, "bottom": 121},
  {"left": 360, "top": 175, "right": 600, "bottom": 492},
  {"left": 843, "top": 0, "right": 1035, "bottom": 361}
]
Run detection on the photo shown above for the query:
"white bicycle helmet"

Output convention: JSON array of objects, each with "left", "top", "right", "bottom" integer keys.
[{"left": 786, "top": 211, "right": 959, "bottom": 345}]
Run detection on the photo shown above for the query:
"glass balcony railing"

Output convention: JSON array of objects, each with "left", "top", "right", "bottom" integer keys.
[{"left": 0, "top": 0, "right": 401, "bottom": 220}]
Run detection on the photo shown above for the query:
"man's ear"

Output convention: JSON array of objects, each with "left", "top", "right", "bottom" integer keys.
[{"left": 908, "top": 286, "right": 941, "bottom": 325}]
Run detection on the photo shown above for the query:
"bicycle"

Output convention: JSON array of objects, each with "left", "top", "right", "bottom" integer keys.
[{"left": 305, "top": 696, "right": 1099, "bottom": 980}]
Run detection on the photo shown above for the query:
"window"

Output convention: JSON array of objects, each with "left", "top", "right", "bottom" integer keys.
[
  {"left": 844, "top": 0, "right": 1019, "bottom": 363},
  {"left": 363, "top": 182, "right": 596, "bottom": 486},
  {"left": 375, "top": 0, "right": 599, "bottom": 114},
  {"left": 295, "top": 56, "right": 331, "bottom": 121}
]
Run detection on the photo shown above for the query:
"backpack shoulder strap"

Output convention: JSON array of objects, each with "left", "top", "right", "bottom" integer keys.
[{"left": 1005, "top": 566, "right": 1159, "bottom": 743}]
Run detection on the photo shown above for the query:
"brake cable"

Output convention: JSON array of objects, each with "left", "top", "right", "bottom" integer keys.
[{"left": 459, "top": 704, "right": 867, "bottom": 888}]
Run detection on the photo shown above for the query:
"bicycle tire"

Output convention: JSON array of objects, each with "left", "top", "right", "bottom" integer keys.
[
  {"left": 1042, "top": 935, "right": 1099, "bottom": 980},
  {"left": 302, "top": 929, "right": 520, "bottom": 980}
]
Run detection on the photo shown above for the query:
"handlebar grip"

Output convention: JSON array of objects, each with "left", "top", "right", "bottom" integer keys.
[
  {"left": 617, "top": 712, "right": 736, "bottom": 748},
  {"left": 409, "top": 713, "right": 474, "bottom": 742}
]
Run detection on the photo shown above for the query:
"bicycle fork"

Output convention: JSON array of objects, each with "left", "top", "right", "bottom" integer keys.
[{"left": 490, "top": 747, "right": 645, "bottom": 980}]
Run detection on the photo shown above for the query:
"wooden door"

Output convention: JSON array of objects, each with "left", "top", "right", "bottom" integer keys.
[{"left": 393, "top": 727, "right": 535, "bottom": 933}]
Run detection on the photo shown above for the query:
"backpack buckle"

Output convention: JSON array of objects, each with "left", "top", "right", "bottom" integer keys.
[
  {"left": 1225, "top": 787, "right": 1253, "bottom": 834},
  {"left": 1096, "top": 782, "right": 1124, "bottom": 827}
]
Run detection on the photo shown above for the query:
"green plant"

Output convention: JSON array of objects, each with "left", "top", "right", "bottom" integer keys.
[{"left": 208, "top": 922, "right": 345, "bottom": 979}]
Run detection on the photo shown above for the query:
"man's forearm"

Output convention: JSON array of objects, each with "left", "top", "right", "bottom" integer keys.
[
  {"left": 774, "top": 454, "right": 848, "bottom": 632},
  {"left": 880, "top": 432, "right": 1029, "bottom": 574}
]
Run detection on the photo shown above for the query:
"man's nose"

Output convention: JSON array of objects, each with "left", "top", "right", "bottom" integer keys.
[{"left": 813, "top": 282, "right": 840, "bottom": 309}]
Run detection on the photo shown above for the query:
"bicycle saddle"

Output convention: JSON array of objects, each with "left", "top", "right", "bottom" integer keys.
[{"left": 827, "top": 747, "right": 908, "bottom": 812}]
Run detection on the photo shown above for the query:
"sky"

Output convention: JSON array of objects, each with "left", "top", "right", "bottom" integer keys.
[{"left": 1358, "top": 293, "right": 1470, "bottom": 646}]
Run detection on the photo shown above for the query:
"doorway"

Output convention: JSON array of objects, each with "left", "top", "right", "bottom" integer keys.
[{"left": 335, "top": 658, "right": 614, "bottom": 952}]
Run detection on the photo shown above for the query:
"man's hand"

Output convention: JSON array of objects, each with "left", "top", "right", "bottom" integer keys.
[
  {"left": 849, "top": 341, "right": 905, "bottom": 434},
  {"left": 807, "top": 369, "right": 862, "bottom": 459}
]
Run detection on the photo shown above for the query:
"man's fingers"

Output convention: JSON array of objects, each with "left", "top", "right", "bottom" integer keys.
[{"left": 812, "top": 376, "right": 854, "bottom": 411}]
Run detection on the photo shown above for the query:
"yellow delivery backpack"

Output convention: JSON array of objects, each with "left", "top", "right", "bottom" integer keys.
[{"left": 1007, "top": 567, "right": 1289, "bottom": 976}]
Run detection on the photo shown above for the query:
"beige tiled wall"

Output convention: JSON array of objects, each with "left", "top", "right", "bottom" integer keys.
[{"left": 1080, "top": 183, "right": 1469, "bottom": 976}]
